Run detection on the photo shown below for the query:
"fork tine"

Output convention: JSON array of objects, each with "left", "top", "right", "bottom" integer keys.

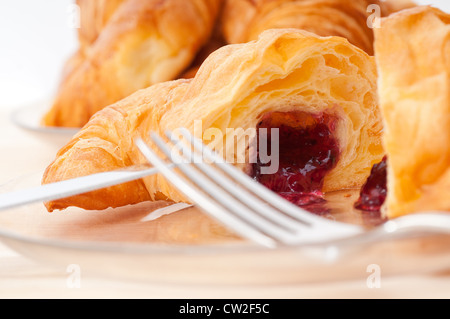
[
  {"left": 134, "top": 138, "right": 277, "bottom": 248},
  {"left": 147, "top": 133, "right": 305, "bottom": 244},
  {"left": 165, "top": 129, "right": 308, "bottom": 233},
  {"left": 175, "top": 128, "right": 363, "bottom": 238},
  {"left": 176, "top": 129, "right": 328, "bottom": 224}
]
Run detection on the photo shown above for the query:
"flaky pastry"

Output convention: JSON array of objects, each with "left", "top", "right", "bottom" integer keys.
[
  {"left": 221, "top": 0, "right": 416, "bottom": 55},
  {"left": 43, "top": 0, "right": 416, "bottom": 129},
  {"left": 76, "top": 0, "right": 127, "bottom": 51},
  {"left": 42, "top": 29, "right": 384, "bottom": 212},
  {"left": 374, "top": 6, "right": 450, "bottom": 218},
  {"left": 42, "top": 0, "right": 223, "bottom": 128}
]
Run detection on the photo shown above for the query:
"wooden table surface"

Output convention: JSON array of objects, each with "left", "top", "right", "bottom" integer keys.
[{"left": 1, "top": 106, "right": 450, "bottom": 299}]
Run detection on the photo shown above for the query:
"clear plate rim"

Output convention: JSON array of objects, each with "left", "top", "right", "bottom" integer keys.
[
  {"left": 9, "top": 98, "right": 80, "bottom": 136},
  {"left": 0, "top": 171, "right": 449, "bottom": 261}
]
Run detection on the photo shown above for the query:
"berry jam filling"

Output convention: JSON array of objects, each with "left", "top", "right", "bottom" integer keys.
[
  {"left": 252, "top": 111, "right": 340, "bottom": 211},
  {"left": 354, "top": 156, "right": 387, "bottom": 212}
]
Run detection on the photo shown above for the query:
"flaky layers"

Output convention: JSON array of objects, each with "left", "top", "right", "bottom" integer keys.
[
  {"left": 374, "top": 6, "right": 450, "bottom": 218},
  {"left": 42, "top": 0, "right": 223, "bottom": 128},
  {"left": 76, "top": 0, "right": 127, "bottom": 51},
  {"left": 42, "top": 29, "right": 383, "bottom": 212},
  {"left": 221, "top": 0, "right": 416, "bottom": 55},
  {"left": 43, "top": 0, "right": 415, "bottom": 129}
]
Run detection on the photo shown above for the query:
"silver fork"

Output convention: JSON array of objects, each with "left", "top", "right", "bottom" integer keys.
[
  {"left": 135, "top": 129, "right": 450, "bottom": 249},
  {"left": 135, "top": 129, "right": 365, "bottom": 248}
]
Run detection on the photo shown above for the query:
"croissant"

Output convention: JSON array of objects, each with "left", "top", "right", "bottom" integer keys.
[
  {"left": 42, "top": 29, "right": 384, "bottom": 212},
  {"left": 221, "top": 0, "right": 416, "bottom": 55},
  {"left": 371, "top": 6, "right": 450, "bottom": 218},
  {"left": 41, "top": 0, "right": 223, "bottom": 128},
  {"left": 43, "top": 0, "right": 416, "bottom": 129},
  {"left": 54, "top": 0, "right": 128, "bottom": 89},
  {"left": 76, "top": 0, "right": 127, "bottom": 51}
]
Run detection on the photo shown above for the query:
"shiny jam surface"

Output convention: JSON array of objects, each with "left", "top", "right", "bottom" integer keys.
[
  {"left": 252, "top": 111, "right": 339, "bottom": 213},
  {"left": 354, "top": 156, "right": 388, "bottom": 212}
]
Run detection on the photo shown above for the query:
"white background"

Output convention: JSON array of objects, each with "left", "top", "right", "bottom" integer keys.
[{"left": 0, "top": 0, "right": 449, "bottom": 110}]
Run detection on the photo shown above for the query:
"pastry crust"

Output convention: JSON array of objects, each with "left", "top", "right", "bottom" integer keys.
[
  {"left": 76, "top": 0, "right": 127, "bottom": 51},
  {"left": 42, "top": 0, "right": 223, "bottom": 128},
  {"left": 374, "top": 6, "right": 450, "bottom": 218},
  {"left": 43, "top": 0, "right": 414, "bottom": 129},
  {"left": 42, "top": 29, "right": 383, "bottom": 212},
  {"left": 221, "top": 0, "right": 416, "bottom": 55}
]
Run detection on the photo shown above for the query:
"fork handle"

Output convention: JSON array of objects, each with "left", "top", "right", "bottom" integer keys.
[{"left": 0, "top": 167, "right": 161, "bottom": 211}]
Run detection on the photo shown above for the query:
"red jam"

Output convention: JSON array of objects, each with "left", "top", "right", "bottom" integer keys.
[
  {"left": 354, "top": 156, "right": 387, "bottom": 212},
  {"left": 252, "top": 111, "right": 339, "bottom": 212}
]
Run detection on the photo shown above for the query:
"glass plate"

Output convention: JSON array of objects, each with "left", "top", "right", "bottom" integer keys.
[
  {"left": 10, "top": 98, "right": 79, "bottom": 136},
  {"left": 1, "top": 171, "right": 450, "bottom": 286}
]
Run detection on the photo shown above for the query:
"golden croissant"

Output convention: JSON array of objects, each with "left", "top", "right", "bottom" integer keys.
[
  {"left": 42, "top": 0, "right": 413, "bottom": 128},
  {"left": 76, "top": 0, "right": 127, "bottom": 51},
  {"left": 221, "top": 0, "right": 415, "bottom": 55},
  {"left": 41, "top": 0, "right": 223, "bottom": 128},
  {"left": 364, "top": 6, "right": 450, "bottom": 218},
  {"left": 42, "top": 29, "right": 384, "bottom": 212}
]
